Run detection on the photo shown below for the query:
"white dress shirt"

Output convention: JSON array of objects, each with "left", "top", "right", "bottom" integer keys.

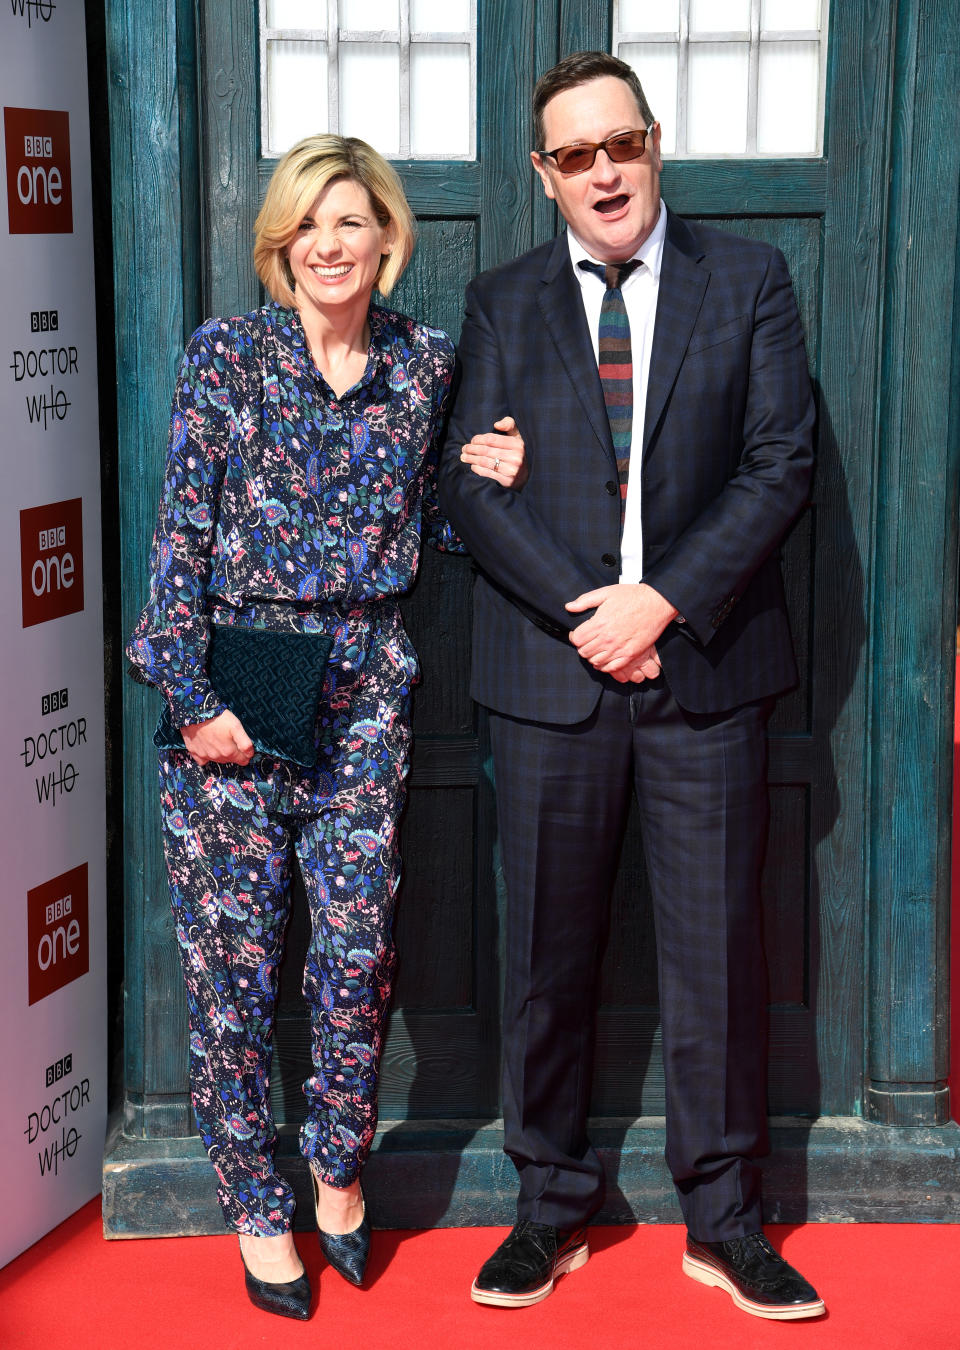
[{"left": 567, "top": 199, "right": 667, "bottom": 584}]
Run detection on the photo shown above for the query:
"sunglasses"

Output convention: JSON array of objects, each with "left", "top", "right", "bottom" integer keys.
[{"left": 538, "top": 125, "right": 656, "bottom": 176}]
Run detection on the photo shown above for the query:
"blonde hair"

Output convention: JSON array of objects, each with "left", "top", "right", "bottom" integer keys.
[{"left": 253, "top": 134, "right": 416, "bottom": 304}]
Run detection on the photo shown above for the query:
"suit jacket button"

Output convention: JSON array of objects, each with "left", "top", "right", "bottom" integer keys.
[
  {"left": 604, "top": 481, "right": 617, "bottom": 496},
  {"left": 601, "top": 553, "right": 617, "bottom": 568}
]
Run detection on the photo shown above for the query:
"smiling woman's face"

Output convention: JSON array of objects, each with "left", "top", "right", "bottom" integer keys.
[
  {"left": 531, "top": 75, "right": 662, "bottom": 264},
  {"left": 286, "top": 177, "right": 393, "bottom": 319}
]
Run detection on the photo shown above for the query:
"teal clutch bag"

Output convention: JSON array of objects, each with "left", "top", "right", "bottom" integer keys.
[{"left": 154, "top": 624, "right": 334, "bottom": 767}]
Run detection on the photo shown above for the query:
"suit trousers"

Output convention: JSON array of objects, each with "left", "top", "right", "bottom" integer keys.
[{"left": 489, "top": 676, "right": 773, "bottom": 1242}]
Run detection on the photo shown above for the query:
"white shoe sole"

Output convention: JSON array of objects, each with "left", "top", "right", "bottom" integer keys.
[
  {"left": 682, "top": 1251, "right": 826, "bottom": 1320},
  {"left": 470, "top": 1241, "right": 589, "bottom": 1308}
]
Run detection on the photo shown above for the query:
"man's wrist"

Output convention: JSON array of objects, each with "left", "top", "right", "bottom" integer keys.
[{"left": 638, "top": 581, "right": 679, "bottom": 625}]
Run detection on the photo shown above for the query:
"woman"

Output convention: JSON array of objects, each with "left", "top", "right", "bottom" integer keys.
[{"left": 126, "top": 134, "right": 525, "bottom": 1319}]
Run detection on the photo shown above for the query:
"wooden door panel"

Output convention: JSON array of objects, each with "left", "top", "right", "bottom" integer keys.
[
  {"left": 393, "top": 787, "right": 478, "bottom": 1011},
  {"left": 387, "top": 219, "right": 478, "bottom": 346},
  {"left": 400, "top": 551, "right": 476, "bottom": 738},
  {"left": 772, "top": 509, "right": 814, "bottom": 735}
]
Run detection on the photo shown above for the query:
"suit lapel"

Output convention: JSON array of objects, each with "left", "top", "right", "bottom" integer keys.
[
  {"left": 642, "top": 211, "right": 709, "bottom": 457},
  {"left": 537, "top": 234, "right": 614, "bottom": 462}
]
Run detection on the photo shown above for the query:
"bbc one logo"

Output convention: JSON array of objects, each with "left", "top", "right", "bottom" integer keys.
[
  {"left": 20, "top": 498, "right": 84, "bottom": 627},
  {"left": 27, "top": 863, "right": 89, "bottom": 1006},
  {"left": 4, "top": 107, "right": 72, "bottom": 234}
]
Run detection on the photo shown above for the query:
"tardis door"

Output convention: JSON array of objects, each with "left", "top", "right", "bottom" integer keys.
[{"left": 105, "top": 0, "right": 960, "bottom": 1234}]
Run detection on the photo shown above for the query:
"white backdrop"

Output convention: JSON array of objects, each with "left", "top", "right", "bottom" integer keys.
[{"left": 0, "top": 0, "right": 107, "bottom": 1267}]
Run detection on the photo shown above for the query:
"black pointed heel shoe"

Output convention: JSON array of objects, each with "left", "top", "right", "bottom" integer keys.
[
  {"left": 310, "top": 1165, "right": 371, "bottom": 1287},
  {"left": 239, "top": 1238, "right": 311, "bottom": 1320}
]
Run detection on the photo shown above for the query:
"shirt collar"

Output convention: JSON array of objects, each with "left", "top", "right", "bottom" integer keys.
[
  {"left": 567, "top": 199, "right": 667, "bottom": 286},
  {"left": 271, "top": 300, "right": 392, "bottom": 389}
]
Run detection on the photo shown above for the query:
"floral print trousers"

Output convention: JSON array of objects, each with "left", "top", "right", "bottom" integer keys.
[{"left": 157, "top": 613, "right": 414, "bottom": 1235}]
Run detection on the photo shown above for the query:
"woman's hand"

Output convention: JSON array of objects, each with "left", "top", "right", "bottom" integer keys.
[
  {"left": 460, "top": 415, "right": 528, "bottom": 489},
  {"left": 181, "top": 709, "right": 255, "bottom": 766}
]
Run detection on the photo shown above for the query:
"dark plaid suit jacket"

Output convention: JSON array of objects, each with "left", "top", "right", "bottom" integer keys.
[{"left": 439, "top": 209, "right": 815, "bottom": 723}]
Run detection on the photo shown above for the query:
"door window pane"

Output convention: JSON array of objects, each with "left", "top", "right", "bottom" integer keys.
[
  {"left": 266, "top": 41, "right": 329, "bottom": 151},
  {"left": 689, "top": 0, "right": 750, "bottom": 33},
  {"left": 411, "top": 45, "right": 471, "bottom": 155},
  {"left": 339, "top": 43, "right": 400, "bottom": 154},
  {"left": 619, "top": 0, "right": 679, "bottom": 34},
  {"left": 757, "top": 41, "right": 820, "bottom": 153},
  {"left": 265, "top": 0, "right": 320, "bottom": 25},
  {"left": 762, "top": 0, "right": 821, "bottom": 31},
  {"left": 340, "top": 0, "right": 398, "bottom": 29},
  {"left": 411, "top": 0, "right": 470, "bottom": 31},
  {"left": 687, "top": 43, "right": 749, "bottom": 154}
]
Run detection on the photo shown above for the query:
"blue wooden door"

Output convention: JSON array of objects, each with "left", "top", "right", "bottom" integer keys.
[
  {"left": 106, "top": 0, "right": 960, "bottom": 1233},
  {"left": 191, "top": 0, "right": 897, "bottom": 1153}
]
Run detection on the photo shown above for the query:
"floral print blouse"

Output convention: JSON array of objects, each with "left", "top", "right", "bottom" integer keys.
[{"left": 126, "top": 302, "right": 462, "bottom": 727}]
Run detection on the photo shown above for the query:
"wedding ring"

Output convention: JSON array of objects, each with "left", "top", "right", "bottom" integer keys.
[{"left": 494, "top": 457, "right": 501, "bottom": 471}]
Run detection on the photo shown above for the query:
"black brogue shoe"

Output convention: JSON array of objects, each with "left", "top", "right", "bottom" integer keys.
[
  {"left": 683, "top": 1232, "right": 825, "bottom": 1320},
  {"left": 471, "top": 1220, "right": 589, "bottom": 1308}
]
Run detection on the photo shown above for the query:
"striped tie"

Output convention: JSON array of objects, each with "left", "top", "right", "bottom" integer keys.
[{"left": 579, "top": 258, "right": 642, "bottom": 524}]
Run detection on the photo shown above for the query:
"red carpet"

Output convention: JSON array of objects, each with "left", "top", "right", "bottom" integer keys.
[{"left": 0, "top": 1201, "right": 953, "bottom": 1350}]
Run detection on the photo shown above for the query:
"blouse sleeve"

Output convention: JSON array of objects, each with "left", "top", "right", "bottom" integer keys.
[
  {"left": 422, "top": 339, "right": 468, "bottom": 555},
  {"left": 125, "top": 320, "right": 240, "bottom": 727}
]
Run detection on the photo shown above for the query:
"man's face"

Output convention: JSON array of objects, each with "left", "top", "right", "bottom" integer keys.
[{"left": 532, "top": 75, "right": 662, "bottom": 263}]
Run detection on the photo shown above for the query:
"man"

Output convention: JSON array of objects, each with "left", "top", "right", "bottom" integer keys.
[{"left": 438, "top": 52, "right": 823, "bottom": 1321}]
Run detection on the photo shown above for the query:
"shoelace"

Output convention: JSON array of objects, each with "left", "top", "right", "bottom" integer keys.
[
  {"left": 718, "top": 1233, "right": 780, "bottom": 1266},
  {"left": 511, "top": 1222, "right": 555, "bottom": 1254}
]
